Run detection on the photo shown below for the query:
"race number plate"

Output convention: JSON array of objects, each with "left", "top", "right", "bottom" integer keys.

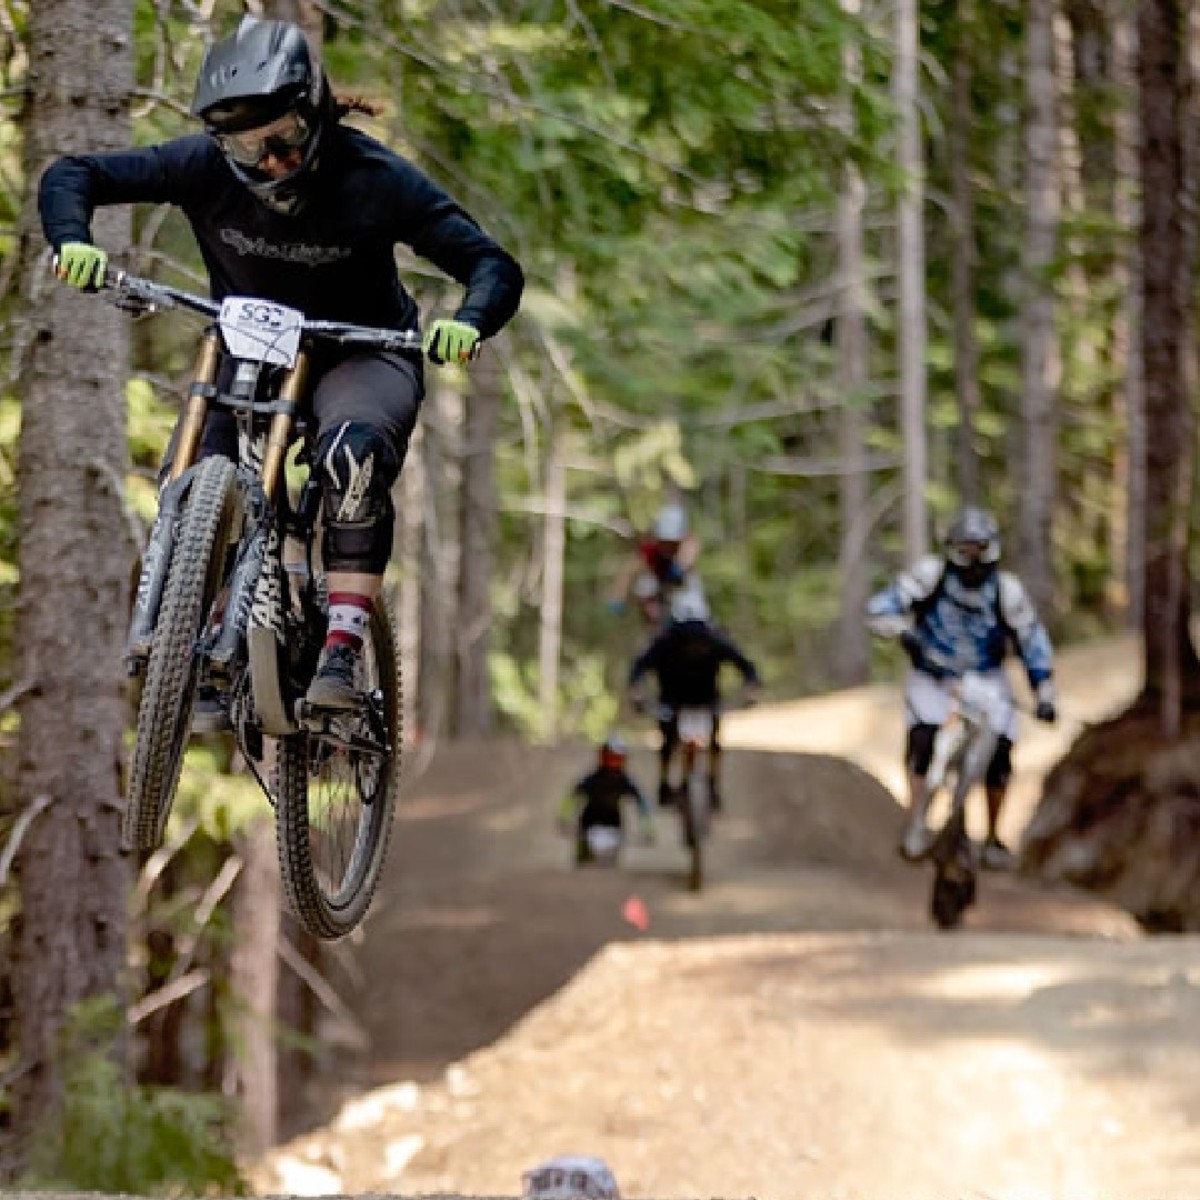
[{"left": 219, "top": 296, "right": 303, "bottom": 367}]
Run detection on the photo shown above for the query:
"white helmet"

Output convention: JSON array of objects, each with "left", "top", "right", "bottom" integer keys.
[
  {"left": 944, "top": 506, "right": 1001, "bottom": 567},
  {"left": 653, "top": 503, "right": 689, "bottom": 542},
  {"left": 522, "top": 1155, "right": 620, "bottom": 1200},
  {"left": 670, "top": 587, "right": 709, "bottom": 624}
]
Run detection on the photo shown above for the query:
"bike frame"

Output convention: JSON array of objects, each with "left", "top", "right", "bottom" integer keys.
[
  {"left": 927, "top": 671, "right": 1008, "bottom": 824},
  {"left": 926, "top": 671, "right": 1011, "bottom": 926},
  {"left": 674, "top": 707, "right": 716, "bottom": 783},
  {"left": 116, "top": 270, "right": 420, "bottom": 736}
]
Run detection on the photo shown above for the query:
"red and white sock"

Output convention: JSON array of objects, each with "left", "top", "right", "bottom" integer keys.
[{"left": 325, "top": 593, "right": 373, "bottom": 654}]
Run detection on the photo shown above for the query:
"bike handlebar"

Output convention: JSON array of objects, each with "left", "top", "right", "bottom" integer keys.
[{"left": 103, "top": 269, "right": 425, "bottom": 354}]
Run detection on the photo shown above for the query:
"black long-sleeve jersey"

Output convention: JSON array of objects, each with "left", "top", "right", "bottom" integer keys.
[
  {"left": 628, "top": 621, "right": 761, "bottom": 708},
  {"left": 567, "top": 767, "right": 650, "bottom": 830},
  {"left": 39, "top": 125, "right": 523, "bottom": 338}
]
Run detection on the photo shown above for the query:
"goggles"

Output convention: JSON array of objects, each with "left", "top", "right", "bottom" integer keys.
[
  {"left": 947, "top": 540, "right": 991, "bottom": 567},
  {"left": 214, "top": 111, "right": 310, "bottom": 167}
]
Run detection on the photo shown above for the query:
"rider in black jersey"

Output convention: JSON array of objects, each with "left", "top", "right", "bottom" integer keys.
[
  {"left": 40, "top": 16, "right": 523, "bottom": 718},
  {"left": 628, "top": 591, "right": 761, "bottom": 811}
]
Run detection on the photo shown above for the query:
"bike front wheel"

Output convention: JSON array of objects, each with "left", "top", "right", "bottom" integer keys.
[
  {"left": 682, "top": 760, "right": 709, "bottom": 893},
  {"left": 929, "top": 804, "right": 976, "bottom": 930},
  {"left": 125, "top": 455, "right": 237, "bottom": 849},
  {"left": 274, "top": 603, "right": 400, "bottom": 939}
]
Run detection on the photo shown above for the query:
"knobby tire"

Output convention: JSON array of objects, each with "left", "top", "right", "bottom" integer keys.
[
  {"left": 929, "top": 799, "right": 975, "bottom": 930},
  {"left": 275, "top": 602, "right": 400, "bottom": 939},
  {"left": 125, "top": 455, "right": 237, "bottom": 850},
  {"left": 682, "top": 751, "right": 707, "bottom": 893}
]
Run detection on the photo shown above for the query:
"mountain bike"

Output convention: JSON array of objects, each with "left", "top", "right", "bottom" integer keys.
[
  {"left": 645, "top": 701, "right": 729, "bottom": 892},
  {"left": 923, "top": 670, "right": 1012, "bottom": 929},
  {"left": 106, "top": 269, "right": 419, "bottom": 939}
]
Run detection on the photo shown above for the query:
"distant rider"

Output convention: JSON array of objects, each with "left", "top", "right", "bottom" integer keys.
[
  {"left": 866, "top": 506, "right": 1057, "bottom": 868},
  {"left": 558, "top": 735, "right": 653, "bottom": 864},
  {"left": 627, "top": 591, "right": 761, "bottom": 812},
  {"left": 610, "top": 502, "right": 703, "bottom": 627}
]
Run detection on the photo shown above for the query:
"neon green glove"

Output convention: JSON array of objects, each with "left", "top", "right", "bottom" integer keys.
[
  {"left": 423, "top": 318, "right": 480, "bottom": 365},
  {"left": 55, "top": 241, "right": 108, "bottom": 291}
]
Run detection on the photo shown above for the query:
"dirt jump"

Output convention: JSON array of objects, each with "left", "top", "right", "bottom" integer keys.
[{"left": 254, "top": 635, "right": 1200, "bottom": 1198}]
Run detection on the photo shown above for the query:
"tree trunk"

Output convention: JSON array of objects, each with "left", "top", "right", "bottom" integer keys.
[
  {"left": 537, "top": 429, "right": 566, "bottom": 741},
  {"left": 835, "top": 3, "right": 870, "bottom": 687},
  {"left": 729, "top": 464, "right": 753, "bottom": 634},
  {"left": 10, "top": 0, "right": 134, "bottom": 1142},
  {"left": 1136, "top": 0, "right": 1199, "bottom": 730},
  {"left": 1113, "top": 2, "right": 1144, "bottom": 628},
  {"left": 949, "top": 0, "right": 982, "bottom": 506},
  {"left": 251, "top": 0, "right": 323, "bottom": 45},
  {"left": 417, "top": 378, "right": 461, "bottom": 743},
  {"left": 1018, "top": 0, "right": 1061, "bottom": 621},
  {"left": 397, "top": 428, "right": 424, "bottom": 747},
  {"left": 454, "top": 353, "right": 499, "bottom": 738},
  {"left": 894, "top": 0, "right": 929, "bottom": 560},
  {"left": 226, "top": 822, "right": 279, "bottom": 1154}
]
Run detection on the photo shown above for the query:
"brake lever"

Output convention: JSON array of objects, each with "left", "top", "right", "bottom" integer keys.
[{"left": 107, "top": 291, "right": 157, "bottom": 317}]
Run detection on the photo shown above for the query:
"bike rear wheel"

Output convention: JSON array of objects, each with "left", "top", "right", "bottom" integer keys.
[
  {"left": 682, "top": 757, "right": 709, "bottom": 893},
  {"left": 125, "top": 455, "right": 237, "bottom": 849},
  {"left": 275, "top": 603, "right": 400, "bottom": 939}
]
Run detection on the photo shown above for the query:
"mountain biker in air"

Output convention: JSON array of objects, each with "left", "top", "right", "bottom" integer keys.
[
  {"left": 627, "top": 590, "right": 761, "bottom": 812},
  {"left": 39, "top": 16, "right": 523, "bottom": 723},
  {"left": 866, "top": 506, "right": 1057, "bottom": 868},
  {"left": 610, "top": 502, "right": 704, "bottom": 627},
  {"left": 557, "top": 735, "right": 654, "bottom": 864}
]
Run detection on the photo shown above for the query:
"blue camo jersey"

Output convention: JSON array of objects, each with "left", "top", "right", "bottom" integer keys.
[{"left": 866, "top": 555, "right": 1054, "bottom": 685}]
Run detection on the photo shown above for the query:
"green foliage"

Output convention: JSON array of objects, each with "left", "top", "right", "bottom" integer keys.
[
  {"left": 20, "top": 996, "right": 246, "bottom": 1197},
  {"left": 491, "top": 648, "right": 616, "bottom": 741}
]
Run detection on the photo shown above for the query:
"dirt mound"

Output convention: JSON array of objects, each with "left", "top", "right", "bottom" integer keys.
[
  {"left": 261, "top": 928, "right": 1200, "bottom": 1199},
  {"left": 329, "top": 740, "right": 1131, "bottom": 1088},
  {"left": 321, "top": 742, "right": 908, "bottom": 1091}
]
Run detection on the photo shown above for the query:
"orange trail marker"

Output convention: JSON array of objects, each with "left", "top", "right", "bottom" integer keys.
[{"left": 622, "top": 894, "right": 649, "bottom": 932}]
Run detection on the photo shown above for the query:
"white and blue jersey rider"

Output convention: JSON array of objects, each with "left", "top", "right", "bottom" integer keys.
[{"left": 866, "top": 507, "right": 1057, "bottom": 868}]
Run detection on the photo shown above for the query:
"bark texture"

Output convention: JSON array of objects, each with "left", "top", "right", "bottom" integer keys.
[
  {"left": 1136, "top": 0, "right": 1199, "bottom": 727},
  {"left": 11, "top": 0, "right": 134, "bottom": 1141},
  {"left": 1018, "top": 0, "right": 1061, "bottom": 621}
]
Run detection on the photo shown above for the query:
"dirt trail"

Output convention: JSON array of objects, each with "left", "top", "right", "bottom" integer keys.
[{"left": 255, "top": 635, "right": 1200, "bottom": 1198}]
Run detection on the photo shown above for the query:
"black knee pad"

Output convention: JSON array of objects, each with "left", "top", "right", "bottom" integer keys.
[
  {"left": 316, "top": 422, "right": 399, "bottom": 573},
  {"left": 323, "top": 510, "right": 395, "bottom": 574},
  {"left": 986, "top": 735, "right": 1014, "bottom": 790},
  {"left": 906, "top": 723, "right": 937, "bottom": 776}
]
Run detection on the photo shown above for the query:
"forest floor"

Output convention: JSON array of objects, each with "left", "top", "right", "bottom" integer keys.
[{"left": 250, "top": 633, "right": 1200, "bottom": 1198}]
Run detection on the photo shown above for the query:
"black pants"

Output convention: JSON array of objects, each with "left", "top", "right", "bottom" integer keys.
[{"left": 165, "top": 349, "right": 424, "bottom": 474}]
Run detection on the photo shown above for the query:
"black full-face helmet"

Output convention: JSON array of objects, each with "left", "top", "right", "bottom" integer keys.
[
  {"left": 943, "top": 506, "right": 1001, "bottom": 587},
  {"left": 191, "top": 16, "right": 331, "bottom": 214}
]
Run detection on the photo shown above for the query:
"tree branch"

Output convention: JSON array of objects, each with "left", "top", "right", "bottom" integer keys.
[
  {"left": 0, "top": 794, "right": 53, "bottom": 888},
  {"left": 127, "top": 969, "right": 209, "bottom": 1025},
  {"left": 277, "top": 932, "right": 369, "bottom": 1050}
]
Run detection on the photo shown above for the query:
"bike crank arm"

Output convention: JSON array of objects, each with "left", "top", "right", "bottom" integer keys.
[{"left": 294, "top": 703, "right": 391, "bottom": 757}]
